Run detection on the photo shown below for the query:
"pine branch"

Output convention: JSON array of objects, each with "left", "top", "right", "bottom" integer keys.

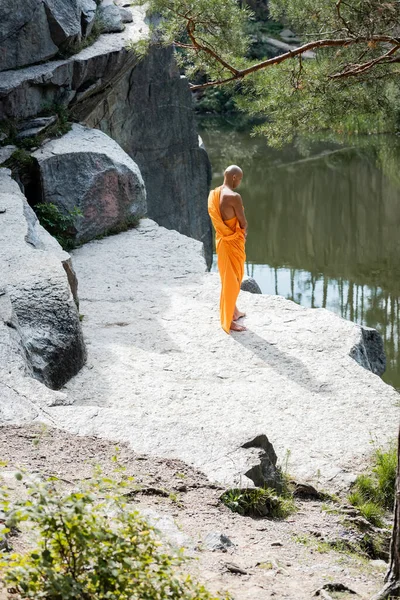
[{"left": 189, "top": 35, "right": 400, "bottom": 90}]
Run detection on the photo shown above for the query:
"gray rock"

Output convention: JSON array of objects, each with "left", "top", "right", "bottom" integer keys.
[
  {"left": 0, "top": 169, "right": 86, "bottom": 389},
  {"left": 225, "top": 562, "right": 247, "bottom": 575},
  {"left": 0, "top": 0, "right": 97, "bottom": 72},
  {"left": 242, "top": 434, "right": 284, "bottom": 492},
  {"left": 43, "top": 0, "right": 82, "bottom": 47},
  {"left": 0, "top": 146, "right": 16, "bottom": 165},
  {"left": 350, "top": 325, "right": 386, "bottom": 376},
  {"left": 293, "top": 482, "right": 322, "bottom": 499},
  {"left": 0, "top": 11, "right": 212, "bottom": 265},
  {"left": 32, "top": 124, "right": 147, "bottom": 244},
  {"left": 279, "top": 28, "right": 301, "bottom": 43},
  {"left": 98, "top": 0, "right": 125, "bottom": 33},
  {"left": 120, "top": 7, "right": 133, "bottom": 23},
  {"left": 79, "top": 0, "right": 97, "bottom": 36},
  {"left": 280, "top": 29, "right": 296, "bottom": 39},
  {"left": 16, "top": 116, "right": 57, "bottom": 140},
  {"left": 42, "top": 226, "right": 399, "bottom": 490},
  {"left": 241, "top": 277, "right": 262, "bottom": 294},
  {"left": 0, "top": 0, "right": 57, "bottom": 72},
  {"left": 203, "top": 531, "right": 234, "bottom": 552}
]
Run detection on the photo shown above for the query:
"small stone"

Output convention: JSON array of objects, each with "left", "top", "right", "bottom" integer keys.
[
  {"left": 203, "top": 531, "right": 234, "bottom": 552},
  {"left": 241, "top": 276, "right": 262, "bottom": 294},
  {"left": 294, "top": 482, "right": 322, "bottom": 498},
  {"left": 225, "top": 562, "right": 248, "bottom": 575},
  {"left": 120, "top": 7, "right": 133, "bottom": 22},
  {"left": 271, "top": 541, "right": 283, "bottom": 547}
]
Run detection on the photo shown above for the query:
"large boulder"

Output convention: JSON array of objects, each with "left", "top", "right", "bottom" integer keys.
[
  {"left": 0, "top": 9, "right": 213, "bottom": 266},
  {"left": 0, "top": 0, "right": 97, "bottom": 72},
  {"left": 0, "top": 169, "right": 86, "bottom": 390},
  {"left": 32, "top": 124, "right": 147, "bottom": 244}
]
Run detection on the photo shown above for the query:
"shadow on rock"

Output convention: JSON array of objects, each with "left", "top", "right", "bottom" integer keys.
[{"left": 232, "top": 328, "right": 318, "bottom": 391}]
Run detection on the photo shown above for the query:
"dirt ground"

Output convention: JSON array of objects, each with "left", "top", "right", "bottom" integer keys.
[{"left": 0, "top": 425, "right": 390, "bottom": 600}]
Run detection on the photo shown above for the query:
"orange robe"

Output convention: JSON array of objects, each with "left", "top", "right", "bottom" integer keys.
[{"left": 208, "top": 186, "right": 246, "bottom": 334}]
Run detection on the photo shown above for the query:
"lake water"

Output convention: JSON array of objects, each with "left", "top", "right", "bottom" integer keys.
[{"left": 199, "top": 117, "right": 400, "bottom": 390}]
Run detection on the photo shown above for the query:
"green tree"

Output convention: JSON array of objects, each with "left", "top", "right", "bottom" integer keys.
[{"left": 132, "top": 0, "right": 400, "bottom": 144}]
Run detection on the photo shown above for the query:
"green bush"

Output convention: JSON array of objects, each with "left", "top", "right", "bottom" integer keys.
[{"left": 0, "top": 473, "right": 227, "bottom": 600}]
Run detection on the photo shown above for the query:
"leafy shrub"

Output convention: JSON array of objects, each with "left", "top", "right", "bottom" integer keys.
[
  {"left": 0, "top": 473, "right": 226, "bottom": 600},
  {"left": 34, "top": 203, "right": 81, "bottom": 250}
]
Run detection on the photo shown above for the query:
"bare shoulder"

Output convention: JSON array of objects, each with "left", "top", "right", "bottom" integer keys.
[
  {"left": 222, "top": 190, "right": 242, "bottom": 203},
  {"left": 231, "top": 191, "right": 243, "bottom": 206}
]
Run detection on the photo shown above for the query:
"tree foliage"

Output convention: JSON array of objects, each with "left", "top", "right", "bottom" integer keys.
[{"left": 131, "top": 0, "right": 400, "bottom": 143}]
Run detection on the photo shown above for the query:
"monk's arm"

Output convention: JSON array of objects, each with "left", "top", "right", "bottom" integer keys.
[{"left": 233, "top": 195, "right": 248, "bottom": 236}]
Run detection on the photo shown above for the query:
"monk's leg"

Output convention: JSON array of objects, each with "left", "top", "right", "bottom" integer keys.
[{"left": 233, "top": 305, "right": 246, "bottom": 321}]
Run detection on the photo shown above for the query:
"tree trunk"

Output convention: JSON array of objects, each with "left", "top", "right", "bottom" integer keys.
[{"left": 372, "top": 428, "right": 400, "bottom": 600}]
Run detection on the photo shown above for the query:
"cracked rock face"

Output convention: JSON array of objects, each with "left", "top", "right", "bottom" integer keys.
[
  {"left": 0, "top": 169, "right": 86, "bottom": 390},
  {"left": 32, "top": 124, "right": 147, "bottom": 244},
  {"left": 0, "top": 10, "right": 213, "bottom": 266},
  {"left": 0, "top": 0, "right": 97, "bottom": 72}
]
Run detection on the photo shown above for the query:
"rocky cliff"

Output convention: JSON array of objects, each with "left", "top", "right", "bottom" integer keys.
[{"left": 0, "top": 1, "right": 212, "bottom": 263}]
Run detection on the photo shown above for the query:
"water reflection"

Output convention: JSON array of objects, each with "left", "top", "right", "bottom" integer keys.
[{"left": 199, "top": 118, "right": 400, "bottom": 389}]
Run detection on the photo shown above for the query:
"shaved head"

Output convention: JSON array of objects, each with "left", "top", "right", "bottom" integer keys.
[
  {"left": 224, "top": 165, "right": 243, "bottom": 177},
  {"left": 223, "top": 164, "right": 243, "bottom": 189}
]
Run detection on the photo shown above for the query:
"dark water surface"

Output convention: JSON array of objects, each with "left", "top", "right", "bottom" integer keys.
[{"left": 199, "top": 118, "right": 400, "bottom": 390}]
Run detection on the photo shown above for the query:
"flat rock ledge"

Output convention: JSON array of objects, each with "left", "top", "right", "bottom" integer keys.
[{"left": 19, "top": 219, "right": 395, "bottom": 491}]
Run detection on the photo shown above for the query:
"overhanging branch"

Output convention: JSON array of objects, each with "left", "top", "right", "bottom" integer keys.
[{"left": 188, "top": 35, "right": 400, "bottom": 90}]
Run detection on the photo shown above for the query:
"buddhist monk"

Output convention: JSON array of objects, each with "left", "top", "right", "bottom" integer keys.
[{"left": 208, "top": 165, "right": 248, "bottom": 333}]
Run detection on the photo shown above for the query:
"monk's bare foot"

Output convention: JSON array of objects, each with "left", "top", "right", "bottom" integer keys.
[{"left": 230, "top": 321, "right": 247, "bottom": 332}]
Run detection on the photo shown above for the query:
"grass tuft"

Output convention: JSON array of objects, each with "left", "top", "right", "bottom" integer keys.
[
  {"left": 348, "top": 442, "right": 396, "bottom": 526},
  {"left": 220, "top": 486, "right": 296, "bottom": 519}
]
